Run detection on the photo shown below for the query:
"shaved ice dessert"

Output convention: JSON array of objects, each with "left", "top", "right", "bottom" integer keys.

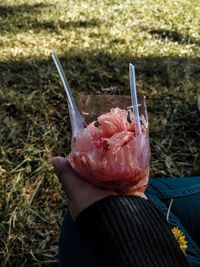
[{"left": 68, "top": 107, "right": 150, "bottom": 195}]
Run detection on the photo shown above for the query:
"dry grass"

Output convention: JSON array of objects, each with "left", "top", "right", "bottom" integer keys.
[{"left": 0, "top": 0, "right": 200, "bottom": 265}]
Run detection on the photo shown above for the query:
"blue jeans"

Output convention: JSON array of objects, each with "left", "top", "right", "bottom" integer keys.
[{"left": 59, "top": 176, "right": 200, "bottom": 267}]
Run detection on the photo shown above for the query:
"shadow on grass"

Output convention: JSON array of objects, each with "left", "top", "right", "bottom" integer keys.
[
  {"left": 147, "top": 28, "right": 200, "bottom": 47},
  {"left": 0, "top": 3, "right": 52, "bottom": 16},
  {"left": 31, "top": 18, "right": 102, "bottom": 32},
  {"left": 0, "top": 49, "right": 199, "bottom": 93},
  {"left": 0, "top": 48, "right": 199, "bottom": 177},
  {"left": 0, "top": 2, "right": 101, "bottom": 34}
]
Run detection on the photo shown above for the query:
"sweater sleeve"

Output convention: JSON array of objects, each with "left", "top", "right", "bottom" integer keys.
[{"left": 75, "top": 195, "right": 190, "bottom": 267}]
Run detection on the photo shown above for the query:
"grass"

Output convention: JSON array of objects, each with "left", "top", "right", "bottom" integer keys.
[{"left": 0, "top": 0, "right": 200, "bottom": 265}]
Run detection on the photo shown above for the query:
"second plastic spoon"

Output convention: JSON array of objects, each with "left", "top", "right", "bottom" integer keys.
[{"left": 129, "top": 63, "right": 142, "bottom": 136}]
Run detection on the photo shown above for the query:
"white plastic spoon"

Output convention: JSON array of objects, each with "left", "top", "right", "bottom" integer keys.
[
  {"left": 129, "top": 63, "right": 142, "bottom": 136},
  {"left": 52, "top": 52, "right": 86, "bottom": 137}
]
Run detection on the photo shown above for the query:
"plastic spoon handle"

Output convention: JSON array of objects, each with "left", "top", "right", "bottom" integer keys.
[
  {"left": 51, "top": 52, "right": 86, "bottom": 134},
  {"left": 52, "top": 51, "right": 77, "bottom": 109},
  {"left": 129, "top": 63, "right": 142, "bottom": 135}
]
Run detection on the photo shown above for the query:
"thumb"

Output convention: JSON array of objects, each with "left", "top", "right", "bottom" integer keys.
[
  {"left": 51, "top": 156, "right": 74, "bottom": 194},
  {"left": 51, "top": 156, "right": 88, "bottom": 199},
  {"left": 51, "top": 156, "right": 67, "bottom": 178}
]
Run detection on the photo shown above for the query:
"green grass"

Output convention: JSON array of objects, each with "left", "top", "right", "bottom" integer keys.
[{"left": 0, "top": 0, "right": 200, "bottom": 265}]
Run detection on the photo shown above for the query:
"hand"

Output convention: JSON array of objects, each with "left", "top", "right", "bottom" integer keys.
[{"left": 51, "top": 156, "right": 118, "bottom": 220}]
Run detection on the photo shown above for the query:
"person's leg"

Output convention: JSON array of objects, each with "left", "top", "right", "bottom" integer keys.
[
  {"left": 59, "top": 210, "right": 98, "bottom": 267},
  {"left": 147, "top": 176, "right": 200, "bottom": 248},
  {"left": 164, "top": 191, "right": 200, "bottom": 248},
  {"left": 146, "top": 176, "right": 200, "bottom": 266}
]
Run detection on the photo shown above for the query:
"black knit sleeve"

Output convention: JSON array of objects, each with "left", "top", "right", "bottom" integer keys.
[{"left": 75, "top": 195, "right": 190, "bottom": 267}]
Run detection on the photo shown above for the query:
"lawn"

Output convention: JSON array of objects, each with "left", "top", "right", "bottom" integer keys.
[{"left": 0, "top": 0, "right": 200, "bottom": 265}]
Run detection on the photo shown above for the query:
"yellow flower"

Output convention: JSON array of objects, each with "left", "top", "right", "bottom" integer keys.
[{"left": 172, "top": 227, "right": 187, "bottom": 255}]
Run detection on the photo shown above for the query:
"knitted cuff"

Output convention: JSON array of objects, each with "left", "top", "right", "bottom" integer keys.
[{"left": 75, "top": 195, "right": 189, "bottom": 267}]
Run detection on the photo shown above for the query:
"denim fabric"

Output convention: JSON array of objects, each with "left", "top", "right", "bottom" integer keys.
[
  {"left": 59, "top": 177, "right": 200, "bottom": 267},
  {"left": 146, "top": 176, "right": 200, "bottom": 266}
]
